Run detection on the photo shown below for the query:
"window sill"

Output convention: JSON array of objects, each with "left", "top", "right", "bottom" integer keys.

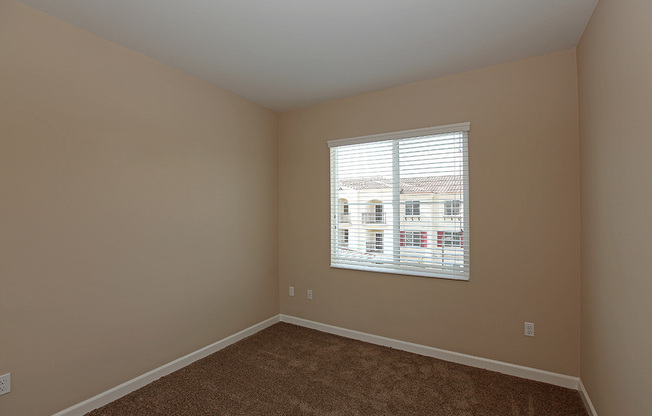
[{"left": 330, "top": 263, "right": 469, "bottom": 281}]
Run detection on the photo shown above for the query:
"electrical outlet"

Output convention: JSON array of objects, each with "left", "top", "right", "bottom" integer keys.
[
  {"left": 307, "top": 289, "right": 313, "bottom": 300},
  {"left": 0, "top": 373, "right": 10, "bottom": 396},
  {"left": 524, "top": 322, "right": 535, "bottom": 337},
  {"left": 289, "top": 286, "right": 294, "bottom": 296}
]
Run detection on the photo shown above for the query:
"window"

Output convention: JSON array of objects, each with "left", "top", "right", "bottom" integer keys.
[
  {"left": 374, "top": 203, "right": 384, "bottom": 223},
  {"left": 366, "top": 232, "right": 384, "bottom": 253},
  {"left": 329, "top": 122, "right": 470, "bottom": 280},
  {"left": 362, "top": 200, "right": 385, "bottom": 224},
  {"left": 405, "top": 201, "right": 420, "bottom": 217},
  {"left": 339, "top": 229, "right": 349, "bottom": 247},
  {"left": 437, "top": 231, "right": 463, "bottom": 247},
  {"left": 444, "top": 200, "right": 461, "bottom": 217},
  {"left": 339, "top": 198, "right": 350, "bottom": 223},
  {"left": 401, "top": 231, "right": 427, "bottom": 247}
]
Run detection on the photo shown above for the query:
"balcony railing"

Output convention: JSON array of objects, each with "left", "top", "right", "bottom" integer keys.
[
  {"left": 339, "top": 213, "right": 351, "bottom": 223},
  {"left": 361, "top": 212, "right": 386, "bottom": 224}
]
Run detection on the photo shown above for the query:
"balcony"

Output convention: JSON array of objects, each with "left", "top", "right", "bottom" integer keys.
[
  {"left": 339, "top": 213, "right": 351, "bottom": 223},
  {"left": 361, "top": 212, "right": 386, "bottom": 224}
]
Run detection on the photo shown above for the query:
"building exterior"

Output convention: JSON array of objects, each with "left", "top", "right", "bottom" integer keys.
[{"left": 334, "top": 175, "right": 466, "bottom": 269}]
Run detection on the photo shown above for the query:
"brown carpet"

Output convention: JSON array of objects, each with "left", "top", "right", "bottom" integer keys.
[{"left": 86, "top": 323, "right": 588, "bottom": 415}]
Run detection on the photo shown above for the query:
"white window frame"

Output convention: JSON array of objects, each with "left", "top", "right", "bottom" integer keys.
[
  {"left": 405, "top": 200, "right": 421, "bottom": 217},
  {"left": 444, "top": 199, "right": 461, "bottom": 217},
  {"left": 366, "top": 231, "right": 384, "bottom": 253},
  {"left": 443, "top": 231, "right": 462, "bottom": 247},
  {"left": 329, "top": 122, "right": 470, "bottom": 281},
  {"left": 404, "top": 231, "right": 422, "bottom": 247},
  {"left": 339, "top": 198, "right": 350, "bottom": 223},
  {"left": 339, "top": 229, "right": 349, "bottom": 247}
]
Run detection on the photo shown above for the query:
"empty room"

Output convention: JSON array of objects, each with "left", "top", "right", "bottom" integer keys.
[{"left": 1, "top": 0, "right": 650, "bottom": 415}]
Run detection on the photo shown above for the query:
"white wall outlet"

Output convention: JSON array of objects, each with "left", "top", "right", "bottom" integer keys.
[
  {"left": 289, "top": 286, "right": 294, "bottom": 296},
  {"left": 0, "top": 373, "right": 10, "bottom": 396},
  {"left": 307, "top": 289, "right": 313, "bottom": 300},
  {"left": 524, "top": 322, "right": 535, "bottom": 337}
]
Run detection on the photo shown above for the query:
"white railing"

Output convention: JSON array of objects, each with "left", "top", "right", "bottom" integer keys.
[{"left": 361, "top": 212, "right": 386, "bottom": 224}]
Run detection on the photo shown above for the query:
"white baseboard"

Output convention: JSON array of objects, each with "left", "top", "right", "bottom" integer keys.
[
  {"left": 578, "top": 379, "right": 598, "bottom": 416},
  {"left": 280, "top": 314, "right": 580, "bottom": 390},
  {"left": 52, "top": 315, "right": 280, "bottom": 416},
  {"left": 53, "top": 314, "right": 590, "bottom": 416}
]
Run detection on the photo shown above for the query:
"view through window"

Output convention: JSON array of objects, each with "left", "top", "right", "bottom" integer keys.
[{"left": 329, "top": 123, "right": 470, "bottom": 280}]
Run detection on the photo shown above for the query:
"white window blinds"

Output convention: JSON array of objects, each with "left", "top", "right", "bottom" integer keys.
[{"left": 329, "top": 123, "right": 470, "bottom": 280}]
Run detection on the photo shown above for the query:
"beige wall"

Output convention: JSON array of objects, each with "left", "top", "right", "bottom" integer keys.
[
  {"left": 577, "top": 0, "right": 652, "bottom": 414},
  {"left": 279, "top": 49, "right": 581, "bottom": 376},
  {"left": 0, "top": 1, "right": 279, "bottom": 415}
]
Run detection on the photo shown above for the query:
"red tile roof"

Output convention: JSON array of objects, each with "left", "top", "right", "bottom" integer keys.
[{"left": 339, "top": 175, "right": 462, "bottom": 194}]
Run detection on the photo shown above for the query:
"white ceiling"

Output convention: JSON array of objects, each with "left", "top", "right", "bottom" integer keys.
[{"left": 17, "top": 0, "right": 598, "bottom": 112}]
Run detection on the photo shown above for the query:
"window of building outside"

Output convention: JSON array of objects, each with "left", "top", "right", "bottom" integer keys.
[
  {"left": 362, "top": 200, "right": 385, "bottom": 224},
  {"left": 366, "top": 231, "right": 384, "bottom": 253},
  {"left": 405, "top": 200, "right": 420, "bottom": 217},
  {"left": 329, "top": 122, "right": 470, "bottom": 280},
  {"left": 402, "top": 230, "right": 426, "bottom": 247},
  {"left": 339, "top": 229, "right": 349, "bottom": 247},
  {"left": 438, "top": 231, "right": 463, "bottom": 247},
  {"left": 445, "top": 199, "right": 461, "bottom": 216},
  {"left": 339, "top": 198, "right": 350, "bottom": 223}
]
